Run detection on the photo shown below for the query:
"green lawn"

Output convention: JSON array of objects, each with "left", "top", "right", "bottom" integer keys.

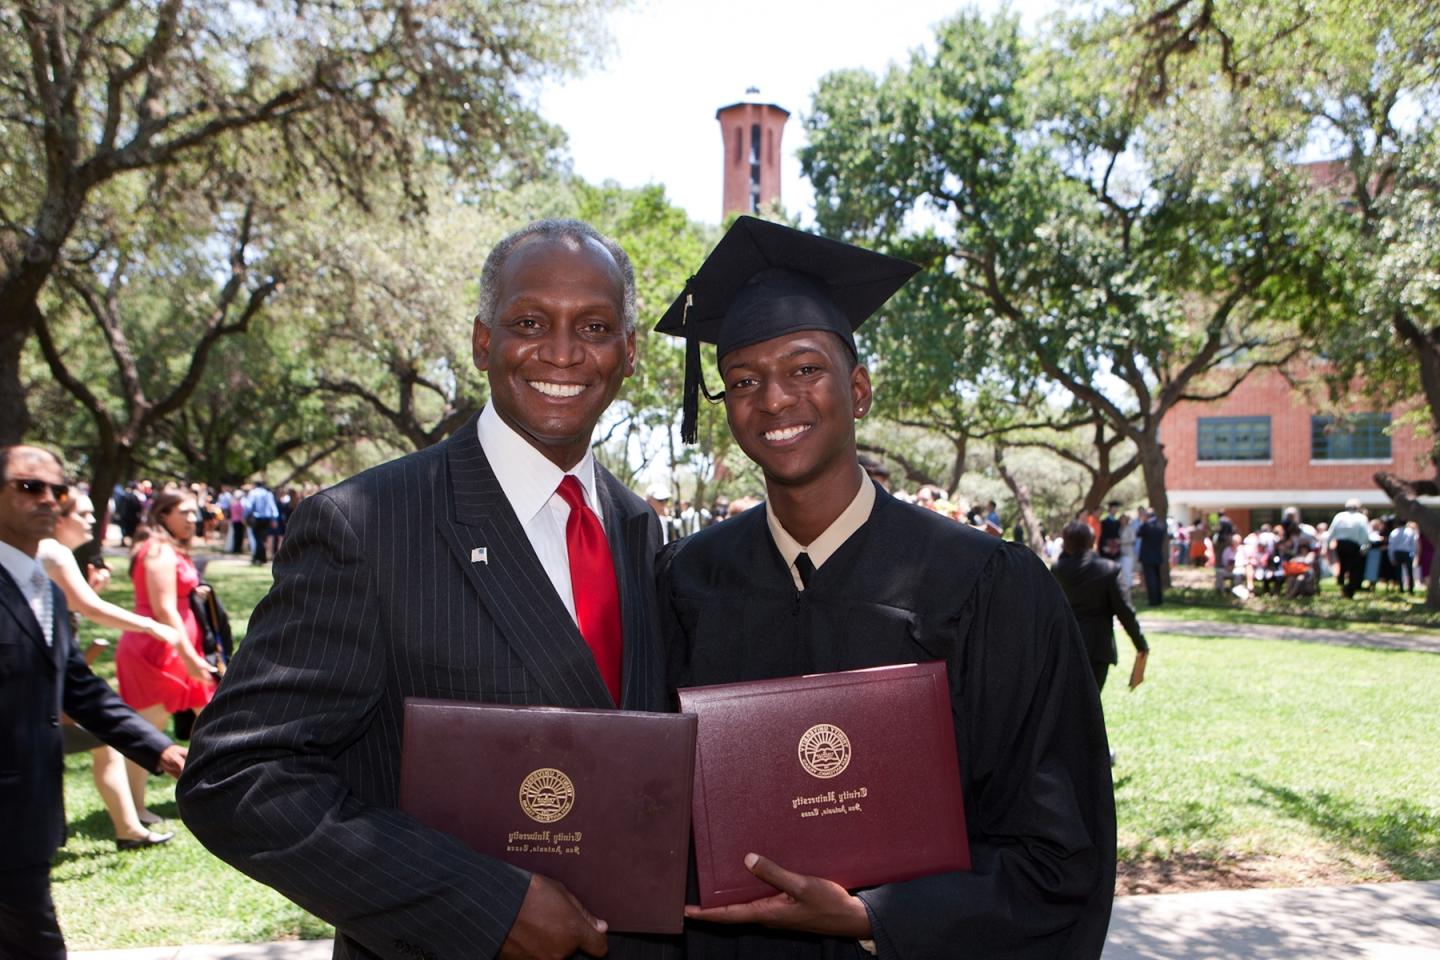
[
  {"left": 53, "top": 556, "right": 331, "bottom": 948},
  {"left": 1106, "top": 631, "right": 1440, "bottom": 879},
  {"left": 51, "top": 560, "right": 1440, "bottom": 947}
]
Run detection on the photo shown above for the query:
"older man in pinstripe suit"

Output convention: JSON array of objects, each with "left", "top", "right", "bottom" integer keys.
[{"left": 179, "top": 220, "right": 675, "bottom": 960}]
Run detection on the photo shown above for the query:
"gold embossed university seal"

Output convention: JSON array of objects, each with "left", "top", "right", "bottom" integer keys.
[
  {"left": 797, "top": 723, "right": 852, "bottom": 779},
  {"left": 518, "top": 768, "right": 576, "bottom": 823}
]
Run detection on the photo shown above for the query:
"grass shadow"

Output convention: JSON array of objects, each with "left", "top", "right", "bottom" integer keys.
[
  {"left": 1153, "top": 583, "right": 1440, "bottom": 630},
  {"left": 1120, "top": 800, "right": 1226, "bottom": 859},
  {"left": 1246, "top": 776, "right": 1440, "bottom": 880}
]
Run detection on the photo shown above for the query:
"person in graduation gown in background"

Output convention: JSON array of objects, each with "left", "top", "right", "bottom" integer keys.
[{"left": 653, "top": 217, "right": 1115, "bottom": 960}]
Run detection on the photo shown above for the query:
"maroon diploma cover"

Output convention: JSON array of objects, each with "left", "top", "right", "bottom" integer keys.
[
  {"left": 677, "top": 661, "right": 970, "bottom": 907},
  {"left": 398, "top": 699, "right": 697, "bottom": 933}
]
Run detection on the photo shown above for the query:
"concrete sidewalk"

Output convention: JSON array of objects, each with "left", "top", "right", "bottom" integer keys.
[
  {"left": 1138, "top": 615, "right": 1440, "bottom": 654},
  {"left": 1102, "top": 880, "right": 1440, "bottom": 958},
  {"left": 72, "top": 945, "right": 334, "bottom": 960},
  {"left": 71, "top": 880, "right": 1440, "bottom": 960}
]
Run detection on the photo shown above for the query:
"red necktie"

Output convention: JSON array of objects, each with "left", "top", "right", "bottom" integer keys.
[{"left": 557, "top": 476, "right": 623, "bottom": 704}]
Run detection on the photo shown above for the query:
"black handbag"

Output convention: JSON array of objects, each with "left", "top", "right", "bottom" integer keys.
[{"left": 189, "top": 580, "right": 234, "bottom": 676}]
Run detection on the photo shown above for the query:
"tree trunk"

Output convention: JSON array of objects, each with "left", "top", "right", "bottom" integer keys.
[
  {"left": 946, "top": 435, "right": 967, "bottom": 495},
  {"left": 0, "top": 325, "right": 29, "bottom": 444},
  {"left": 0, "top": 294, "right": 45, "bottom": 443},
  {"left": 1429, "top": 556, "right": 1440, "bottom": 613},
  {"left": 86, "top": 443, "right": 134, "bottom": 555},
  {"left": 1135, "top": 433, "right": 1173, "bottom": 587},
  {"left": 1079, "top": 417, "right": 1132, "bottom": 513},
  {"left": 1373, "top": 471, "right": 1440, "bottom": 611},
  {"left": 995, "top": 444, "right": 1045, "bottom": 556}
]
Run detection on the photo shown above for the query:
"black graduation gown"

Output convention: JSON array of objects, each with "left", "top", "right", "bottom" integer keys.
[{"left": 657, "top": 487, "right": 1115, "bottom": 960}]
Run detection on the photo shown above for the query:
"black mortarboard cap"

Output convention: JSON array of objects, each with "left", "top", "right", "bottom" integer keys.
[{"left": 654, "top": 216, "right": 920, "bottom": 442}]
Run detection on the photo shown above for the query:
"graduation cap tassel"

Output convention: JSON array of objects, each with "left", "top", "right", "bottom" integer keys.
[
  {"left": 682, "top": 335, "right": 702, "bottom": 444},
  {"left": 681, "top": 293, "right": 701, "bottom": 444}
]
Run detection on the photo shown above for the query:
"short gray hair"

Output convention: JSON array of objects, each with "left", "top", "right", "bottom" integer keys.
[{"left": 476, "top": 219, "right": 637, "bottom": 332}]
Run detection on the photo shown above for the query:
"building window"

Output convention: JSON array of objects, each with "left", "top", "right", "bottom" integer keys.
[
  {"left": 749, "top": 124, "right": 762, "bottom": 212},
  {"left": 1312, "top": 413, "right": 1391, "bottom": 460},
  {"left": 1197, "top": 416, "right": 1271, "bottom": 461}
]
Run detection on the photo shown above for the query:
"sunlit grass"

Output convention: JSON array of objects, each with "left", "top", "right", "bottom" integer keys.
[
  {"left": 54, "top": 556, "right": 332, "bottom": 949},
  {"left": 1107, "top": 629, "right": 1440, "bottom": 880}
]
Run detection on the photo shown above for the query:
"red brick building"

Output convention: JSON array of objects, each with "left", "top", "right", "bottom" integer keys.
[
  {"left": 716, "top": 89, "right": 788, "bottom": 218},
  {"left": 1160, "top": 366, "right": 1432, "bottom": 532}
]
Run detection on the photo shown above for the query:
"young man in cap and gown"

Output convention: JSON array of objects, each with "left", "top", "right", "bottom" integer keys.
[{"left": 654, "top": 217, "right": 1115, "bottom": 959}]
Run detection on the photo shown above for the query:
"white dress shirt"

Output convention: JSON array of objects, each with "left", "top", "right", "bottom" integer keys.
[
  {"left": 0, "top": 539, "right": 54, "bottom": 646},
  {"left": 476, "top": 402, "right": 605, "bottom": 627}
]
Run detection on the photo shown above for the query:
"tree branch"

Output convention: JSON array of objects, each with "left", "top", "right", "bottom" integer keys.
[{"left": 32, "top": 301, "right": 118, "bottom": 452}]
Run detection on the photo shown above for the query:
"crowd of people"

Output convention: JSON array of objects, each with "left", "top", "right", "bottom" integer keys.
[
  {"left": 644, "top": 458, "right": 1010, "bottom": 545},
  {"left": 111, "top": 479, "right": 308, "bottom": 565},
  {"left": 650, "top": 488, "right": 1430, "bottom": 609},
  {"left": 1163, "top": 503, "right": 1427, "bottom": 600}
]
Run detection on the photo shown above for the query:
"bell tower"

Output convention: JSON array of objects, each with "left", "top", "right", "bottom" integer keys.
[{"left": 716, "top": 88, "right": 789, "bottom": 218}]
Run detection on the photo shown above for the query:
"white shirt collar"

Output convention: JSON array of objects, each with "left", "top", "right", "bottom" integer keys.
[
  {"left": 766, "top": 471, "right": 876, "bottom": 590},
  {"left": 0, "top": 539, "right": 44, "bottom": 598},
  {"left": 476, "top": 402, "right": 603, "bottom": 522}
]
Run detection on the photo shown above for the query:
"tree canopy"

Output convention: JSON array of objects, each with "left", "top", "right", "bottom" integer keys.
[
  {"left": 801, "top": 7, "right": 1325, "bottom": 530},
  {"left": 1, "top": 0, "right": 619, "bottom": 440}
]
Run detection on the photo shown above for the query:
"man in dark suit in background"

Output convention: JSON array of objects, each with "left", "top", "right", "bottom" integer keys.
[
  {"left": 1098, "top": 501, "right": 1121, "bottom": 558},
  {"left": 0, "top": 445, "right": 185, "bottom": 960},
  {"left": 113, "top": 483, "right": 142, "bottom": 545},
  {"left": 1137, "top": 508, "right": 1169, "bottom": 607},
  {"left": 1050, "top": 521, "right": 1149, "bottom": 694},
  {"left": 179, "top": 220, "right": 674, "bottom": 960}
]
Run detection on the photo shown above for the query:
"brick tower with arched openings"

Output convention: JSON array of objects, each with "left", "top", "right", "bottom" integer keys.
[{"left": 716, "top": 88, "right": 789, "bottom": 218}]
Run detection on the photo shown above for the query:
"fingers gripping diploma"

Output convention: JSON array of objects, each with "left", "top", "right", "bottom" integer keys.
[
  {"left": 498, "top": 873, "right": 609, "bottom": 960},
  {"left": 683, "top": 853, "right": 873, "bottom": 938}
]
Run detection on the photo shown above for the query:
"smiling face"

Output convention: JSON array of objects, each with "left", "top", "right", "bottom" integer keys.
[
  {"left": 720, "top": 330, "right": 871, "bottom": 491},
  {"left": 473, "top": 236, "right": 636, "bottom": 470}
]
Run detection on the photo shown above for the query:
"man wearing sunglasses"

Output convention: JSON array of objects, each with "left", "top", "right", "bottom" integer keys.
[{"left": 0, "top": 445, "right": 187, "bottom": 960}]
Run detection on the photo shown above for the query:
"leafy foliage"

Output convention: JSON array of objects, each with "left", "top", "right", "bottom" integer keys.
[
  {"left": 0, "top": 0, "right": 621, "bottom": 438},
  {"left": 801, "top": 8, "right": 1316, "bottom": 522},
  {"left": 1099, "top": 0, "right": 1440, "bottom": 604}
]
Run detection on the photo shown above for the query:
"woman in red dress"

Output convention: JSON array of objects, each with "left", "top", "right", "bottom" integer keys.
[{"left": 116, "top": 489, "right": 217, "bottom": 815}]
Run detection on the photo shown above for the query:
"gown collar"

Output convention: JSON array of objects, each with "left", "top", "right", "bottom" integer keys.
[{"left": 766, "top": 471, "right": 876, "bottom": 591}]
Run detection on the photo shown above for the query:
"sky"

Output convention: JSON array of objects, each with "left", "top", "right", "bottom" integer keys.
[{"left": 539, "top": 0, "right": 1059, "bottom": 228}]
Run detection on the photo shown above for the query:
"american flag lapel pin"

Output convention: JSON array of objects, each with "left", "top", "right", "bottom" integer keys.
[{"left": 470, "top": 547, "right": 488, "bottom": 565}]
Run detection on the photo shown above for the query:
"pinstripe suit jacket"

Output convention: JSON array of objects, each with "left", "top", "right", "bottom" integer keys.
[{"left": 177, "top": 417, "right": 678, "bottom": 960}]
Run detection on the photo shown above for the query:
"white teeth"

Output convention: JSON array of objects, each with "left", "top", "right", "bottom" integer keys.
[
  {"left": 764, "top": 425, "right": 810, "bottom": 442},
  {"left": 530, "top": 381, "right": 584, "bottom": 398}
]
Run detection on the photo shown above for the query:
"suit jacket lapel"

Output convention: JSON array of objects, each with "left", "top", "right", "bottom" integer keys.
[
  {"left": 0, "top": 565, "right": 52, "bottom": 667},
  {"left": 435, "top": 421, "right": 614, "bottom": 709}
]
